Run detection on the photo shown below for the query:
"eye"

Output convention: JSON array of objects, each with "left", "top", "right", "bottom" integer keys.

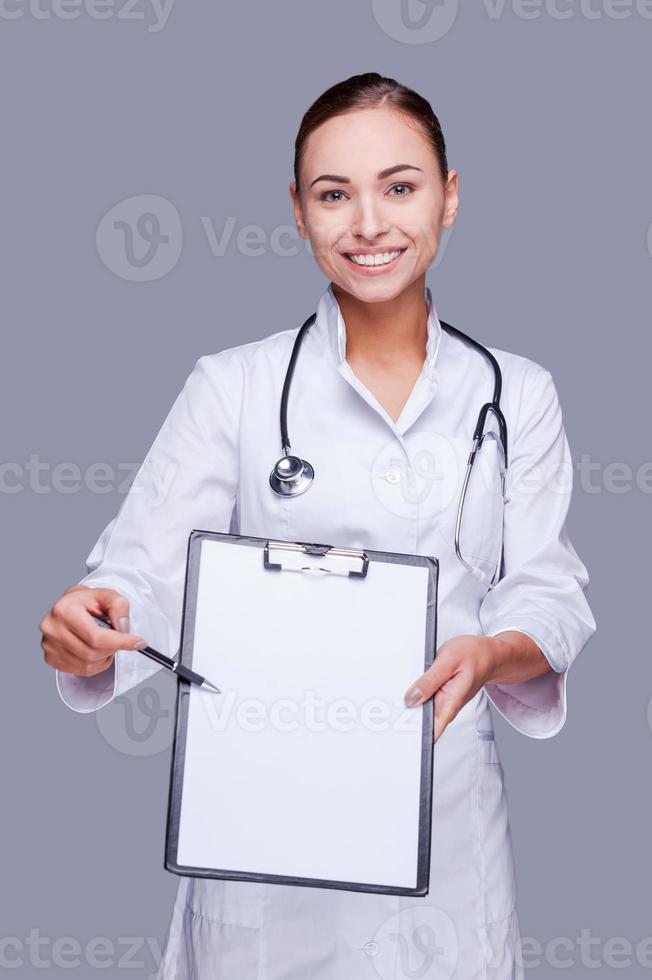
[
  {"left": 388, "top": 183, "right": 414, "bottom": 197},
  {"left": 319, "top": 189, "right": 348, "bottom": 203}
]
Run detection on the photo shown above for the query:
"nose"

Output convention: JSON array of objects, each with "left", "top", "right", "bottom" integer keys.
[{"left": 350, "top": 192, "right": 390, "bottom": 241}]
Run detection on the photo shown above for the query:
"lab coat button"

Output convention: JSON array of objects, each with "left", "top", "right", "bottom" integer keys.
[
  {"left": 362, "top": 941, "right": 379, "bottom": 956},
  {"left": 384, "top": 467, "right": 401, "bottom": 484}
]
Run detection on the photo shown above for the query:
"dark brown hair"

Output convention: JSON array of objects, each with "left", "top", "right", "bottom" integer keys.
[{"left": 293, "top": 72, "right": 449, "bottom": 195}]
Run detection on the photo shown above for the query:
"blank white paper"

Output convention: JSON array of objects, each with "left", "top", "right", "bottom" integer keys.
[{"left": 175, "top": 537, "right": 431, "bottom": 890}]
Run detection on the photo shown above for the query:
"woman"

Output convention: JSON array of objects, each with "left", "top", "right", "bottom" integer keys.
[{"left": 41, "top": 73, "right": 596, "bottom": 979}]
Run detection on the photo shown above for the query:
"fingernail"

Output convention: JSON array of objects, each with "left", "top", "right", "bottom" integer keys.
[
  {"left": 404, "top": 686, "right": 424, "bottom": 707},
  {"left": 118, "top": 616, "right": 130, "bottom": 633},
  {"left": 133, "top": 637, "right": 148, "bottom": 649}
]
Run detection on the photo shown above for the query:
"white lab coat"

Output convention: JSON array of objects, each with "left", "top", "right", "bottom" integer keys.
[{"left": 56, "top": 281, "right": 596, "bottom": 979}]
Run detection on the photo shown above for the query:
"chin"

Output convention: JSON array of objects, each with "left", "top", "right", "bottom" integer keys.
[{"left": 339, "top": 274, "right": 414, "bottom": 303}]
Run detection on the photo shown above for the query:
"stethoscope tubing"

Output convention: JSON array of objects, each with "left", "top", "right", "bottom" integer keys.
[
  {"left": 279, "top": 312, "right": 317, "bottom": 455},
  {"left": 438, "top": 319, "right": 508, "bottom": 469},
  {"left": 270, "top": 308, "right": 509, "bottom": 587}
]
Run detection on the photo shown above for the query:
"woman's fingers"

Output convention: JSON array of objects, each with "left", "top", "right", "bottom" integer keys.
[
  {"left": 81, "top": 586, "right": 132, "bottom": 632},
  {"left": 40, "top": 586, "right": 147, "bottom": 677},
  {"left": 41, "top": 630, "right": 116, "bottom": 676},
  {"left": 403, "top": 655, "right": 451, "bottom": 707},
  {"left": 433, "top": 682, "right": 466, "bottom": 742},
  {"left": 403, "top": 637, "right": 482, "bottom": 743}
]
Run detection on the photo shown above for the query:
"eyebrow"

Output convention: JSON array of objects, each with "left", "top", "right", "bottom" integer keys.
[{"left": 309, "top": 163, "right": 424, "bottom": 189}]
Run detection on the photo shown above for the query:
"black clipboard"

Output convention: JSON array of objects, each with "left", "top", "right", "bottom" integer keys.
[{"left": 164, "top": 529, "right": 438, "bottom": 896}]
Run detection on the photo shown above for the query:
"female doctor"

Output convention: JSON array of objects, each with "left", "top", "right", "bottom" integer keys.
[{"left": 40, "top": 73, "right": 596, "bottom": 979}]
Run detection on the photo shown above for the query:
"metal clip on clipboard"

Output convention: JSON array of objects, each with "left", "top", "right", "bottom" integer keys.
[{"left": 263, "top": 540, "right": 369, "bottom": 578}]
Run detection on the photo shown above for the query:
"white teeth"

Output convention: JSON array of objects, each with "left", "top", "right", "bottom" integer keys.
[{"left": 346, "top": 249, "right": 403, "bottom": 267}]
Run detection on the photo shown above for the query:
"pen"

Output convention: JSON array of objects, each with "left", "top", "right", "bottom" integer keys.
[{"left": 91, "top": 615, "right": 221, "bottom": 694}]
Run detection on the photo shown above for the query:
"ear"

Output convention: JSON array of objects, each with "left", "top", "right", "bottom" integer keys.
[
  {"left": 289, "top": 180, "right": 308, "bottom": 239},
  {"left": 441, "top": 169, "right": 460, "bottom": 230}
]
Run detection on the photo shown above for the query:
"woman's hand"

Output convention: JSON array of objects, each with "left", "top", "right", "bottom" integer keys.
[
  {"left": 403, "top": 631, "right": 551, "bottom": 742},
  {"left": 39, "top": 585, "right": 147, "bottom": 678}
]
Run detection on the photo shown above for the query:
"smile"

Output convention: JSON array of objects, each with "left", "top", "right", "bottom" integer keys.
[{"left": 343, "top": 248, "right": 406, "bottom": 270}]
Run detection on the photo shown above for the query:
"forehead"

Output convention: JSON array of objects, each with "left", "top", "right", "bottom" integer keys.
[{"left": 301, "top": 106, "right": 435, "bottom": 177}]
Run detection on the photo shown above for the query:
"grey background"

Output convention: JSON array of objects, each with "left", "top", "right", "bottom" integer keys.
[{"left": 2, "top": 1, "right": 650, "bottom": 976}]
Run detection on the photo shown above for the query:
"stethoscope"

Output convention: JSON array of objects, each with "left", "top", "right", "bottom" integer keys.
[{"left": 269, "top": 311, "right": 509, "bottom": 585}]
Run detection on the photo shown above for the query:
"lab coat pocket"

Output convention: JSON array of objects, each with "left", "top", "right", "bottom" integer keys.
[
  {"left": 187, "top": 877, "right": 264, "bottom": 930},
  {"left": 177, "top": 879, "right": 264, "bottom": 980},
  {"left": 181, "top": 911, "right": 261, "bottom": 979},
  {"left": 475, "top": 729, "right": 517, "bottom": 926},
  {"left": 477, "top": 729, "right": 501, "bottom": 764},
  {"left": 478, "top": 907, "right": 523, "bottom": 979}
]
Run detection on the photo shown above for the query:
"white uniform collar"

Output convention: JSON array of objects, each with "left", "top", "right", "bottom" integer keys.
[{"left": 317, "top": 280, "right": 442, "bottom": 371}]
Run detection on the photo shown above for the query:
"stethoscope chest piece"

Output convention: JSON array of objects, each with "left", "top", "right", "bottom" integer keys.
[{"left": 269, "top": 454, "right": 314, "bottom": 497}]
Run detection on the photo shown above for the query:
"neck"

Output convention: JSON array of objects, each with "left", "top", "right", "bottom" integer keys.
[{"left": 331, "top": 276, "right": 429, "bottom": 367}]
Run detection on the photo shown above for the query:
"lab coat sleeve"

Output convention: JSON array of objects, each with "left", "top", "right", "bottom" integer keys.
[
  {"left": 478, "top": 365, "right": 596, "bottom": 738},
  {"left": 55, "top": 352, "right": 242, "bottom": 713}
]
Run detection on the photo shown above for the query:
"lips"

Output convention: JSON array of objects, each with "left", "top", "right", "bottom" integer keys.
[{"left": 342, "top": 248, "right": 407, "bottom": 269}]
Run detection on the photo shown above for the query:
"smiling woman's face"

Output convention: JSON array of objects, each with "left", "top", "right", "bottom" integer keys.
[{"left": 291, "top": 105, "right": 458, "bottom": 305}]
